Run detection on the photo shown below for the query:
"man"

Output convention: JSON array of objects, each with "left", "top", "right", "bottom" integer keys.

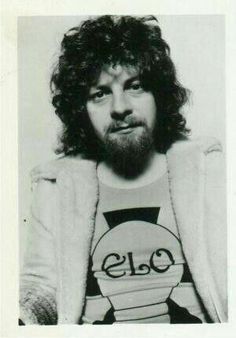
[{"left": 20, "top": 15, "right": 227, "bottom": 324}]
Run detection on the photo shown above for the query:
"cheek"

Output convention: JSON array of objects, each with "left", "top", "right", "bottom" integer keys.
[
  {"left": 86, "top": 105, "right": 107, "bottom": 137},
  {"left": 140, "top": 97, "right": 157, "bottom": 128},
  {"left": 88, "top": 114, "right": 102, "bottom": 135}
]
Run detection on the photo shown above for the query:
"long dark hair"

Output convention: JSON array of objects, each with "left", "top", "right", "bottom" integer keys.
[{"left": 50, "top": 15, "right": 190, "bottom": 157}]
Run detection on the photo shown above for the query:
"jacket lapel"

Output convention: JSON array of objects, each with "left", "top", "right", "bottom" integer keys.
[
  {"left": 56, "top": 159, "right": 98, "bottom": 324},
  {"left": 166, "top": 140, "right": 218, "bottom": 321}
]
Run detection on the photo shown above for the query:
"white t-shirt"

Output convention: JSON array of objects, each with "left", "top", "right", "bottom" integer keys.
[{"left": 82, "top": 173, "right": 208, "bottom": 324}]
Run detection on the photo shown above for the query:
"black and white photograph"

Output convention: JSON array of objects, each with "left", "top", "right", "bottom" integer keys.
[
  {"left": 18, "top": 14, "right": 226, "bottom": 325},
  {"left": 2, "top": 0, "right": 236, "bottom": 337}
]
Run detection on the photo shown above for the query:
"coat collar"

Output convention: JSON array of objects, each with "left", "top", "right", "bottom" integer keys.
[{"left": 30, "top": 138, "right": 221, "bottom": 183}]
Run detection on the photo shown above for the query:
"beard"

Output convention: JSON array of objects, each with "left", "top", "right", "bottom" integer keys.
[{"left": 99, "top": 118, "right": 155, "bottom": 178}]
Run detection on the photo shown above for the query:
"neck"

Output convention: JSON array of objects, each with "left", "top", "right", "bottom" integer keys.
[{"left": 97, "top": 151, "right": 167, "bottom": 189}]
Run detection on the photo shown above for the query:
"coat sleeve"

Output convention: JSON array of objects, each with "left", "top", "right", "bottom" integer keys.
[
  {"left": 204, "top": 146, "right": 227, "bottom": 321},
  {"left": 20, "top": 179, "right": 58, "bottom": 325}
]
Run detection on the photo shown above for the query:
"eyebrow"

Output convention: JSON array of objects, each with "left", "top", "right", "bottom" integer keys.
[
  {"left": 92, "top": 75, "right": 140, "bottom": 91},
  {"left": 124, "top": 76, "right": 140, "bottom": 88}
]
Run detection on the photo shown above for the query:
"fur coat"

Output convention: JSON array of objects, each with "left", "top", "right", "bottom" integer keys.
[{"left": 20, "top": 138, "right": 227, "bottom": 324}]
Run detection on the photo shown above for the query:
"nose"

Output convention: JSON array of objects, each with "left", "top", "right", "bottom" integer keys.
[{"left": 110, "top": 91, "right": 132, "bottom": 120}]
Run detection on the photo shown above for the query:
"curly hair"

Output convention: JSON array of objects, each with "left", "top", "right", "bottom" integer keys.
[{"left": 50, "top": 15, "right": 190, "bottom": 157}]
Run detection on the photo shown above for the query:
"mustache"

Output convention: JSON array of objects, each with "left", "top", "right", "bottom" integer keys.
[{"left": 106, "top": 117, "right": 146, "bottom": 133}]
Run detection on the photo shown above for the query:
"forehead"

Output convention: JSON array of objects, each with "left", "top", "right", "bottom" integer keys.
[{"left": 93, "top": 64, "right": 139, "bottom": 86}]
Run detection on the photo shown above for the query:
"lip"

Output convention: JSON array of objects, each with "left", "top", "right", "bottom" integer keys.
[{"left": 111, "top": 124, "right": 141, "bottom": 134}]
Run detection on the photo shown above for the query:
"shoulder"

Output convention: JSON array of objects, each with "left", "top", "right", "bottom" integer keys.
[
  {"left": 166, "top": 137, "right": 225, "bottom": 182},
  {"left": 29, "top": 156, "right": 98, "bottom": 216},
  {"left": 166, "top": 138, "right": 225, "bottom": 185},
  {"left": 167, "top": 136, "right": 223, "bottom": 157},
  {"left": 30, "top": 155, "right": 97, "bottom": 184},
  {"left": 29, "top": 155, "right": 97, "bottom": 223}
]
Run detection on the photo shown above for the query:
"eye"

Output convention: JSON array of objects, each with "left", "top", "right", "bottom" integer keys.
[
  {"left": 131, "top": 83, "right": 142, "bottom": 90},
  {"left": 94, "top": 91, "right": 105, "bottom": 99},
  {"left": 88, "top": 88, "right": 110, "bottom": 103},
  {"left": 127, "top": 81, "right": 144, "bottom": 93}
]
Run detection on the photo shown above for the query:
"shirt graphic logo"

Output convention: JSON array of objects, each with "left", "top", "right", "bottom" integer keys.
[
  {"left": 88, "top": 207, "right": 201, "bottom": 323},
  {"left": 95, "top": 208, "right": 176, "bottom": 279}
]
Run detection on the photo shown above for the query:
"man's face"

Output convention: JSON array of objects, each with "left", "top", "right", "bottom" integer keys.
[
  {"left": 86, "top": 64, "right": 157, "bottom": 175},
  {"left": 86, "top": 64, "right": 157, "bottom": 144}
]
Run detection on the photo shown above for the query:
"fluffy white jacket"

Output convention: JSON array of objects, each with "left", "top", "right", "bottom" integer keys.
[{"left": 20, "top": 138, "right": 227, "bottom": 324}]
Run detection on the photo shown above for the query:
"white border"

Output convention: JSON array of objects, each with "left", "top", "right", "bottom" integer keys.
[{"left": 1, "top": 0, "right": 236, "bottom": 337}]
